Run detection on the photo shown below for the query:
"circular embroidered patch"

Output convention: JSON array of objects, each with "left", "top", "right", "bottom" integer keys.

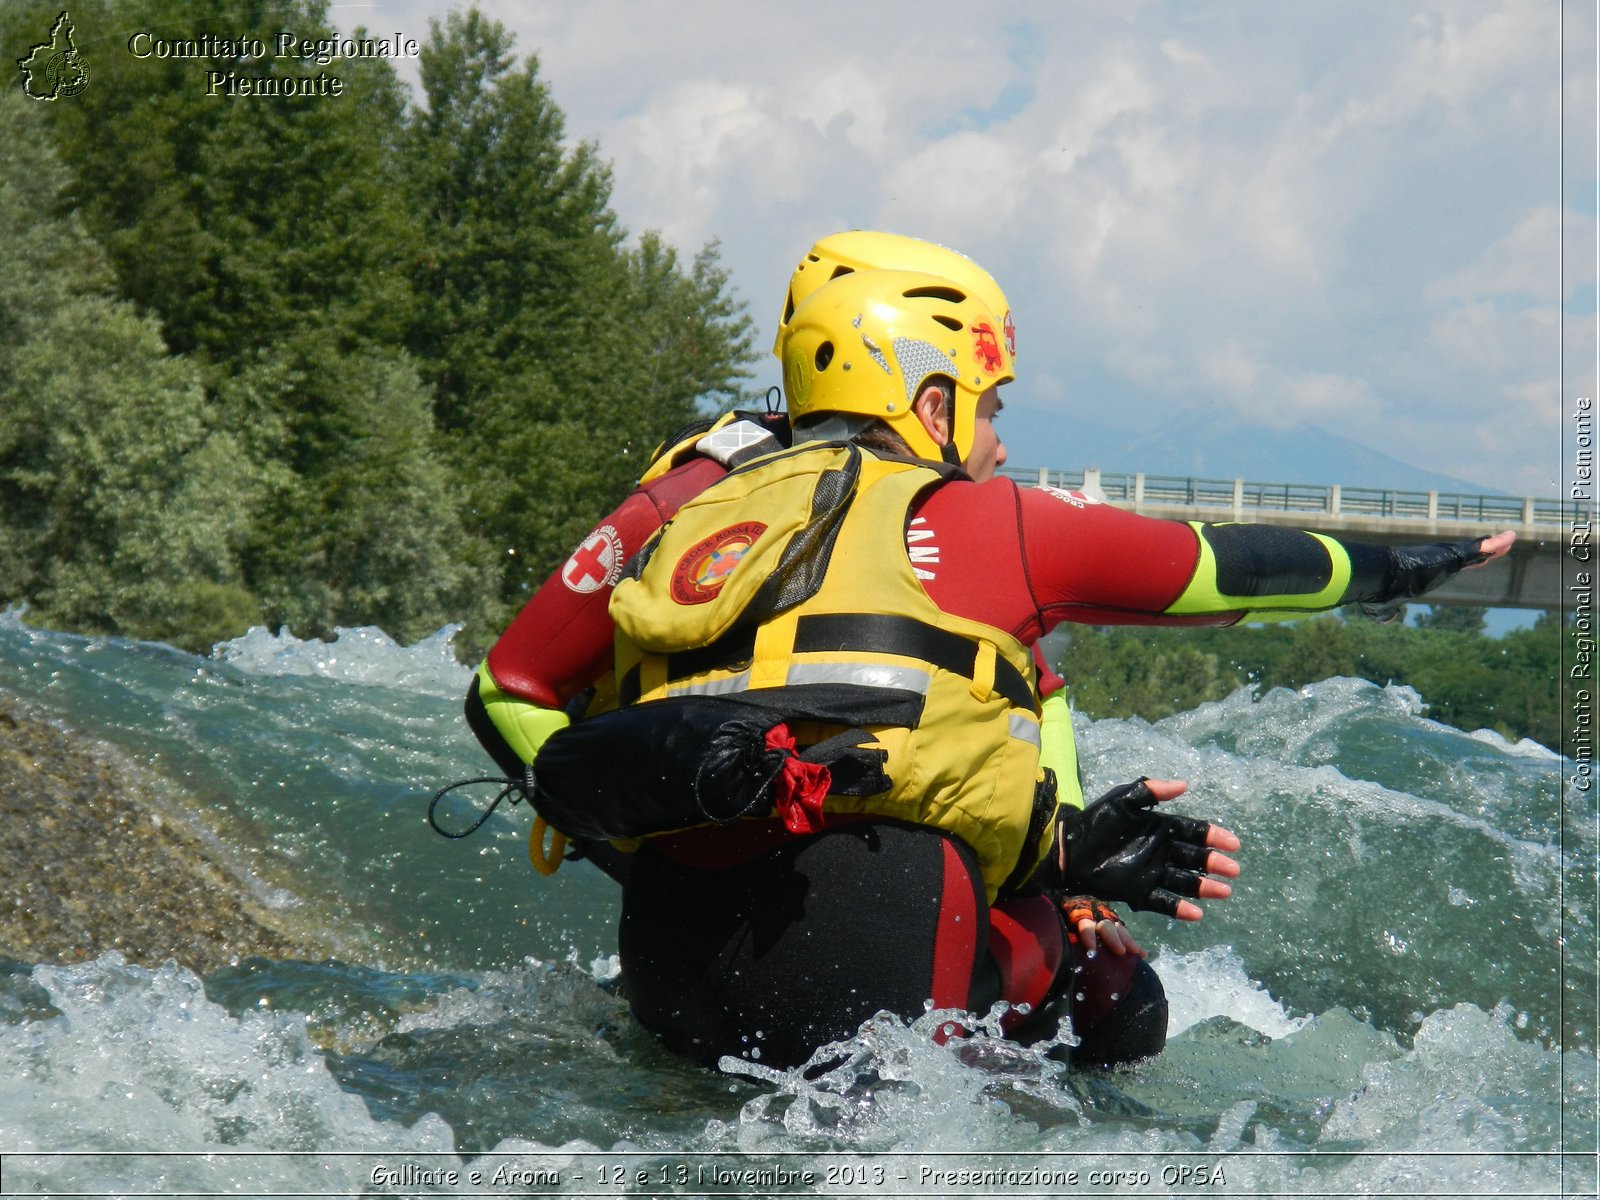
[
  {"left": 670, "top": 521, "right": 767, "bottom": 604},
  {"left": 560, "top": 524, "right": 625, "bottom": 594}
]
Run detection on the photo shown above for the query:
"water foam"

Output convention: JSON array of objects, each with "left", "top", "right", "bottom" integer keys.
[
  {"left": 1155, "top": 945, "right": 1309, "bottom": 1040},
  {"left": 0, "top": 955, "right": 461, "bottom": 1194},
  {"left": 215, "top": 624, "right": 472, "bottom": 698}
]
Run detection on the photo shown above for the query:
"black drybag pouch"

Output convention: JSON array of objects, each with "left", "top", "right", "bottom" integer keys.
[{"left": 530, "top": 694, "right": 889, "bottom": 842}]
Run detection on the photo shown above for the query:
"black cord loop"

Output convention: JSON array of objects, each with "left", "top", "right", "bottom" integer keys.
[{"left": 427, "top": 767, "right": 533, "bottom": 839}]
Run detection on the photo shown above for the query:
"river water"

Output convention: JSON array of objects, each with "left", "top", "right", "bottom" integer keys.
[{"left": 0, "top": 610, "right": 1593, "bottom": 1197}]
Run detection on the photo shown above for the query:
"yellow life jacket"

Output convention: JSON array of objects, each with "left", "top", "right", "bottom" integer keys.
[{"left": 607, "top": 441, "right": 1053, "bottom": 901}]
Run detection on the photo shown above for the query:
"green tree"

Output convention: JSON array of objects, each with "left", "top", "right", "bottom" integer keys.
[
  {"left": 1, "top": 1, "right": 755, "bottom": 651},
  {"left": 9, "top": 0, "right": 419, "bottom": 363},
  {"left": 237, "top": 344, "right": 477, "bottom": 644},
  {"left": 1258, "top": 616, "right": 1359, "bottom": 692},
  {"left": 405, "top": 8, "right": 754, "bottom": 639},
  {"left": 1055, "top": 626, "right": 1237, "bottom": 720},
  {"left": 1415, "top": 604, "right": 1488, "bottom": 635},
  {"left": 405, "top": 6, "right": 613, "bottom": 434},
  {"left": 0, "top": 90, "right": 266, "bottom": 648},
  {"left": 4, "top": 0, "right": 474, "bottom": 641}
]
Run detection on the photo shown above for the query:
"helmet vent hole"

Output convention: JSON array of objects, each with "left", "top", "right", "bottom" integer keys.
[
  {"left": 903, "top": 285, "right": 967, "bottom": 303},
  {"left": 931, "top": 314, "right": 962, "bottom": 331},
  {"left": 829, "top": 265, "right": 854, "bottom": 280},
  {"left": 815, "top": 342, "right": 834, "bottom": 370}
]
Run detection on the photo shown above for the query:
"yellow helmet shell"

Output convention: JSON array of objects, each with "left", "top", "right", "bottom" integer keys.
[
  {"left": 782, "top": 268, "right": 1014, "bottom": 463},
  {"left": 774, "top": 230, "right": 1015, "bottom": 363}
]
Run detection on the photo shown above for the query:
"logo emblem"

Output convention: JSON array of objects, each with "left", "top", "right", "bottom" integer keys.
[
  {"left": 560, "top": 525, "right": 625, "bottom": 593},
  {"left": 18, "top": 12, "right": 89, "bottom": 100},
  {"left": 1002, "top": 310, "right": 1016, "bottom": 357},
  {"left": 971, "top": 322, "right": 1003, "bottom": 375},
  {"left": 669, "top": 522, "right": 766, "bottom": 604},
  {"left": 1041, "top": 485, "right": 1102, "bottom": 508}
]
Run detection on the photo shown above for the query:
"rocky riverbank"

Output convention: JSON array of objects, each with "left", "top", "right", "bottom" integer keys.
[{"left": 0, "top": 694, "right": 327, "bottom": 974}]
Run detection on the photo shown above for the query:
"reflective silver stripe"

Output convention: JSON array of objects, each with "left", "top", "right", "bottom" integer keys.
[
  {"left": 666, "top": 671, "right": 751, "bottom": 698},
  {"left": 786, "top": 662, "right": 934, "bottom": 693},
  {"left": 663, "top": 661, "right": 933, "bottom": 698},
  {"left": 667, "top": 663, "right": 1032, "bottom": 717},
  {"left": 893, "top": 337, "right": 960, "bottom": 403},
  {"left": 1009, "top": 714, "right": 1041, "bottom": 747}
]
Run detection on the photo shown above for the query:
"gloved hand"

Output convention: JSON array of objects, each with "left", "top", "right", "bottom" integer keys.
[
  {"left": 1354, "top": 530, "right": 1516, "bottom": 620},
  {"left": 1051, "top": 778, "right": 1240, "bottom": 919},
  {"left": 1060, "top": 897, "right": 1145, "bottom": 957}
]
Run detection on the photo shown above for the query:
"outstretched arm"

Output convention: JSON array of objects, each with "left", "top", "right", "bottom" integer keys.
[{"left": 1012, "top": 483, "right": 1518, "bottom": 630}]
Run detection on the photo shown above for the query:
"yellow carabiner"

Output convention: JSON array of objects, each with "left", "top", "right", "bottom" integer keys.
[{"left": 528, "top": 816, "right": 567, "bottom": 877}]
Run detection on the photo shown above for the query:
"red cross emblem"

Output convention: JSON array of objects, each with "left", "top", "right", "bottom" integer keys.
[{"left": 560, "top": 525, "right": 624, "bottom": 594}]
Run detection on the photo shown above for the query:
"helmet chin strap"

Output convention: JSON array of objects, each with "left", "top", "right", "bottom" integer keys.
[{"left": 940, "top": 394, "right": 963, "bottom": 466}]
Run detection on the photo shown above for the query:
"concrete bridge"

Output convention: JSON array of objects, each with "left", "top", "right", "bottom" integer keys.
[{"left": 1001, "top": 466, "right": 1586, "bottom": 611}]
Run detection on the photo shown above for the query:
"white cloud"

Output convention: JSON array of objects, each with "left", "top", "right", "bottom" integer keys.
[
  {"left": 1430, "top": 207, "right": 1591, "bottom": 305},
  {"left": 344, "top": 0, "right": 1584, "bottom": 493},
  {"left": 606, "top": 79, "right": 770, "bottom": 246},
  {"left": 1158, "top": 38, "right": 1206, "bottom": 68},
  {"left": 1427, "top": 300, "right": 1561, "bottom": 377},
  {"left": 1181, "top": 342, "right": 1385, "bottom": 430}
]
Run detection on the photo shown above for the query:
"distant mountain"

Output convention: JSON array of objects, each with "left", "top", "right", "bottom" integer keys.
[{"left": 1005, "top": 408, "right": 1503, "bottom": 497}]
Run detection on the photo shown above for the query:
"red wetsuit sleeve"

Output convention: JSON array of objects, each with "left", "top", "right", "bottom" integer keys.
[
  {"left": 914, "top": 480, "right": 1234, "bottom": 642},
  {"left": 1034, "top": 646, "right": 1064, "bottom": 698},
  {"left": 1014, "top": 486, "right": 1242, "bottom": 633},
  {"left": 485, "top": 456, "right": 727, "bottom": 707}
]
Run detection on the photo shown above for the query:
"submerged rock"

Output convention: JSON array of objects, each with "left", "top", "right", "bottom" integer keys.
[{"left": 0, "top": 694, "right": 325, "bottom": 974}]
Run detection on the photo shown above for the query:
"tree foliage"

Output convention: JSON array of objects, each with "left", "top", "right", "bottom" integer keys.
[
  {"left": 0, "top": 90, "right": 267, "bottom": 648},
  {"left": 404, "top": 10, "right": 752, "bottom": 624},
  {"left": 0, "top": 1, "right": 754, "bottom": 652}
]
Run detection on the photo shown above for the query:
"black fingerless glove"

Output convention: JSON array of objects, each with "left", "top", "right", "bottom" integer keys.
[
  {"left": 1049, "top": 779, "right": 1216, "bottom": 918},
  {"left": 1349, "top": 537, "right": 1492, "bottom": 619}
]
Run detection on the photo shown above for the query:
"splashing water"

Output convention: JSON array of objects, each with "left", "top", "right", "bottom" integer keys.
[{"left": 0, "top": 614, "right": 1592, "bottom": 1196}]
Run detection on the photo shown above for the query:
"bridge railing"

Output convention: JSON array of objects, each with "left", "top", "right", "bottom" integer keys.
[{"left": 1002, "top": 468, "right": 1568, "bottom": 528}]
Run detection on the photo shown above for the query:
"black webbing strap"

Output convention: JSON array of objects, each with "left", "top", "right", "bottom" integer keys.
[
  {"left": 794, "top": 614, "right": 1035, "bottom": 711},
  {"left": 620, "top": 613, "right": 1035, "bottom": 712}
]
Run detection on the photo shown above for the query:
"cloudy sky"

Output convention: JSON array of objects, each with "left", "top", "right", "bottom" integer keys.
[{"left": 338, "top": 1, "right": 1595, "bottom": 497}]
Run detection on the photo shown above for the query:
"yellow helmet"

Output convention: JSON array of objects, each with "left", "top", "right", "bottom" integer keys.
[
  {"left": 782, "top": 268, "right": 1014, "bottom": 464},
  {"left": 774, "top": 230, "right": 1016, "bottom": 364}
]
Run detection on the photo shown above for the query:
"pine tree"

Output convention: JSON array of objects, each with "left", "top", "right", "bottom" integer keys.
[{"left": 405, "top": 8, "right": 753, "bottom": 630}]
